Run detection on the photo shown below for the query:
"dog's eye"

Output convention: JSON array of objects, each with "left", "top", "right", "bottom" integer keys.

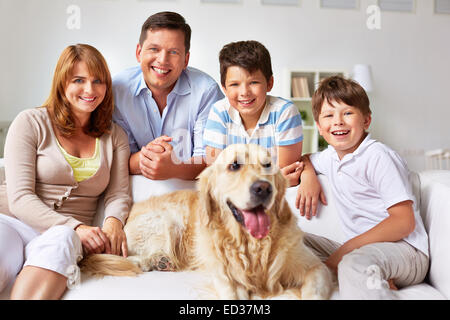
[
  {"left": 262, "top": 162, "right": 271, "bottom": 168},
  {"left": 229, "top": 161, "right": 241, "bottom": 171}
]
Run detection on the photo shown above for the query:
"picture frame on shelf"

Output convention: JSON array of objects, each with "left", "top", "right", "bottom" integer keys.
[
  {"left": 320, "top": 0, "right": 359, "bottom": 9},
  {"left": 261, "top": 0, "right": 299, "bottom": 6},
  {"left": 435, "top": 0, "right": 450, "bottom": 14},
  {"left": 377, "top": 0, "right": 415, "bottom": 13},
  {"left": 201, "top": 0, "right": 241, "bottom": 3}
]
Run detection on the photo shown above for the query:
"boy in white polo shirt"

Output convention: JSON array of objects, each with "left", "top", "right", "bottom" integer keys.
[
  {"left": 298, "top": 76, "right": 429, "bottom": 299},
  {"left": 203, "top": 40, "right": 307, "bottom": 187}
]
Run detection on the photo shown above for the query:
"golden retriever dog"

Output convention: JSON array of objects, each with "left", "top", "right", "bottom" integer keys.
[{"left": 80, "top": 144, "right": 333, "bottom": 299}]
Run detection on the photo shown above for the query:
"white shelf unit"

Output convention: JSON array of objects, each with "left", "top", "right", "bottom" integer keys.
[{"left": 284, "top": 69, "right": 346, "bottom": 155}]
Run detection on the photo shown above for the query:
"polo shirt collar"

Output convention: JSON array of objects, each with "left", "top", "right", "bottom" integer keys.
[
  {"left": 227, "top": 98, "right": 270, "bottom": 127},
  {"left": 329, "top": 133, "right": 376, "bottom": 162},
  {"left": 134, "top": 69, "right": 191, "bottom": 97}
]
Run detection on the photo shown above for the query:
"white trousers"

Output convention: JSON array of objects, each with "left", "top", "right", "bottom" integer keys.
[
  {"left": 0, "top": 214, "right": 83, "bottom": 293},
  {"left": 304, "top": 232, "right": 429, "bottom": 300}
]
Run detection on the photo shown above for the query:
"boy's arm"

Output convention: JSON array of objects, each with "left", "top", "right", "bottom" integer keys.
[
  {"left": 205, "top": 146, "right": 222, "bottom": 166},
  {"left": 296, "top": 154, "right": 327, "bottom": 219},
  {"left": 278, "top": 142, "right": 303, "bottom": 187},
  {"left": 325, "top": 200, "right": 416, "bottom": 273}
]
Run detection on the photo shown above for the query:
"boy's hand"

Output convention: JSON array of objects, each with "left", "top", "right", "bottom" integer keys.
[
  {"left": 295, "top": 171, "right": 327, "bottom": 219},
  {"left": 280, "top": 161, "right": 304, "bottom": 187}
]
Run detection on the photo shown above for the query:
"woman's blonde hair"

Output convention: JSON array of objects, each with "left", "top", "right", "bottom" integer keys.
[{"left": 44, "top": 44, "right": 113, "bottom": 137}]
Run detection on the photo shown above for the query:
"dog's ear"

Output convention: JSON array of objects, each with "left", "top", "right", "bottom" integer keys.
[
  {"left": 197, "top": 166, "right": 215, "bottom": 226},
  {"left": 273, "top": 170, "right": 291, "bottom": 223}
]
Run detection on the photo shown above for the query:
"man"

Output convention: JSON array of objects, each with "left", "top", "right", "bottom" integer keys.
[{"left": 113, "top": 11, "right": 224, "bottom": 180}]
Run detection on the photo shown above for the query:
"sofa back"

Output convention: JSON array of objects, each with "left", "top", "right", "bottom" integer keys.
[
  {"left": 286, "top": 174, "right": 345, "bottom": 244},
  {"left": 0, "top": 159, "right": 4, "bottom": 185},
  {"left": 419, "top": 170, "right": 450, "bottom": 299}
]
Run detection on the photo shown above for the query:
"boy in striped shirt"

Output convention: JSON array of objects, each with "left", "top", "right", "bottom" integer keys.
[{"left": 203, "top": 40, "right": 306, "bottom": 186}]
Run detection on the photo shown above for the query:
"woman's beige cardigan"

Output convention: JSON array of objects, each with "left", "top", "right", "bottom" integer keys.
[{"left": 0, "top": 108, "right": 132, "bottom": 233}]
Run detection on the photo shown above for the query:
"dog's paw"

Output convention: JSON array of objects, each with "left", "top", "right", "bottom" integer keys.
[{"left": 151, "top": 256, "right": 175, "bottom": 271}]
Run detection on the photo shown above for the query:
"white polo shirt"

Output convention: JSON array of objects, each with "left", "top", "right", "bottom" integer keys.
[{"left": 310, "top": 134, "right": 429, "bottom": 256}]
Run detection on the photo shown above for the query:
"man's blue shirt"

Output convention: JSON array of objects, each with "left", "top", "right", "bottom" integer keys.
[{"left": 112, "top": 66, "right": 224, "bottom": 161}]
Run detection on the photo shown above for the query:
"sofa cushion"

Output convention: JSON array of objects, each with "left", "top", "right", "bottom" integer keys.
[{"left": 63, "top": 271, "right": 210, "bottom": 299}]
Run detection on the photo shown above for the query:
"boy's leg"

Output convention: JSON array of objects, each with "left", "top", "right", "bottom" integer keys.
[
  {"left": 303, "top": 232, "right": 341, "bottom": 262},
  {"left": 337, "top": 240, "right": 429, "bottom": 300}
]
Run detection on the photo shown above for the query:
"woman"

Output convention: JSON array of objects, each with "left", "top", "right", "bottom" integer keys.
[{"left": 0, "top": 44, "right": 131, "bottom": 299}]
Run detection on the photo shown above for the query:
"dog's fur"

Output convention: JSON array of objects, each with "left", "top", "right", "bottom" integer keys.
[{"left": 80, "top": 144, "right": 333, "bottom": 299}]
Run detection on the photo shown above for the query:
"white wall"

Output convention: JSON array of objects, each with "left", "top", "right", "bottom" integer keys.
[{"left": 1, "top": 0, "right": 449, "bottom": 171}]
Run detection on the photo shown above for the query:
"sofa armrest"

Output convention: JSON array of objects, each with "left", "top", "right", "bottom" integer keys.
[{"left": 419, "top": 170, "right": 450, "bottom": 299}]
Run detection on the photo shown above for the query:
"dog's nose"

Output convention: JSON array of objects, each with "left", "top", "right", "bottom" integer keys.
[{"left": 250, "top": 180, "right": 272, "bottom": 200}]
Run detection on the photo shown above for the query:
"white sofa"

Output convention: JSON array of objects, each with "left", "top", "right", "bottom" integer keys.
[{"left": 0, "top": 159, "right": 449, "bottom": 300}]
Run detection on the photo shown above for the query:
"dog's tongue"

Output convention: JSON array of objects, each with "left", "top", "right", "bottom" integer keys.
[{"left": 242, "top": 207, "right": 270, "bottom": 239}]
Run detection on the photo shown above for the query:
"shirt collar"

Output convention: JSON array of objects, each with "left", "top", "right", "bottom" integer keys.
[
  {"left": 226, "top": 98, "right": 270, "bottom": 127},
  {"left": 257, "top": 98, "right": 272, "bottom": 125},
  {"left": 135, "top": 72, "right": 148, "bottom": 97},
  {"left": 134, "top": 69, "right": 191, "bottom": 97},
  {"left": 329, "top": 133, "right": 376, "bottom": 162},
  {"left": 171, "top": 70, "right": 191, "bottom": 96}
]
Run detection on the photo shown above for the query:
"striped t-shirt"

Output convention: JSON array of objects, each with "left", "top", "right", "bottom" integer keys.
[{"left": 203, "top": 95, "right": 303, "bottom": 163}]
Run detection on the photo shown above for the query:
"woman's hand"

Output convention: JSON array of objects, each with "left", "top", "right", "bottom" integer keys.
[
  {"left": 102, "top": 217, "right": 128, "bottom": 257},
  {"left": 75, "top": 224, "right": 111, "bottom": 255}
]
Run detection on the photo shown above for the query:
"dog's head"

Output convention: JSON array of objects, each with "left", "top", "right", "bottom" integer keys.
[{"left": 197, "top": 144, "right": 290, "bottom": 240}]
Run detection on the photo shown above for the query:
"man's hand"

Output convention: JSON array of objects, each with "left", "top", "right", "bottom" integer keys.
[
  {"left": 138, "top": 136, "right": 180, "bottom": 180},
  {"left": 130, "top": 135, "right": 206, "bottom": 180}
]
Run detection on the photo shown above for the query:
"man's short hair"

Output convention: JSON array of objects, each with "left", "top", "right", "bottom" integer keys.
[
  {"left": 312, "top": 76, "right": 371, "bottom": 122},
  {"left": 139, "top": 11, "right": 191, "bottom": 53},
  {"left": 219, "top": 40, "right": 273, "bottom": 87}
]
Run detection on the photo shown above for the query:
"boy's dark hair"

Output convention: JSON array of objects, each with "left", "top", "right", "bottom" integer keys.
[
  {"left": 219, "top": 40, "right": 273, "bottom": 87},
  {"left": 312, "top": 76, "right": 371, "bottom": 122},
  {"left": 139, "top": 11, "right": 191, "bottom": 53}
]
